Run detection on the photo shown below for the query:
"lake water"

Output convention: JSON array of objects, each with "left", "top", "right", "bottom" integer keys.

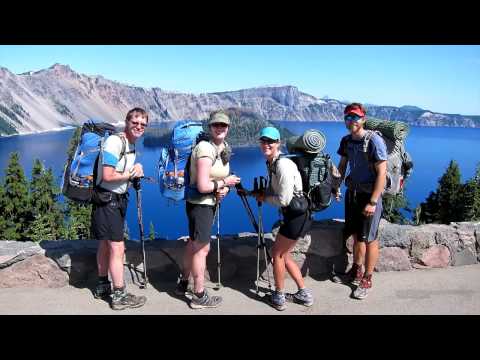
[{"left": 1, "top": 122, "right": 479, "bottom": 240}]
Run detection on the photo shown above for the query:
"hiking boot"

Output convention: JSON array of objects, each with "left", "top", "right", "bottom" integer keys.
[
  {"left": 110, "top": 289, "right": 147, "bottom": 310},
  {"left": 285, "top": 288, "right": 314, "bottom": 307},
  {"left": 330, "top": 272, "right": 344, "bottom": 284},
  {"left": 93, "top": 281, "right": 112, "bottom": 299},
  {"left": 353, "top": 274, "right": 373, "bottom": 300},
  {"left": 269, "top": 291, "right": 287, "bottom": 311},
  {"left": 175, "top": 278, "right": 189, "bottom": 297},
  {"left": 346, "top": 263, "right": 364, "bottom": 286},
  {"left": 190, "top": 290, "right": 222, "bottom": 309}
]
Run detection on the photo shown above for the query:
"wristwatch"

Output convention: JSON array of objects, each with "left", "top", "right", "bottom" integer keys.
[{"left": 369, "top": 200, "right": 377, "bottom": 206}]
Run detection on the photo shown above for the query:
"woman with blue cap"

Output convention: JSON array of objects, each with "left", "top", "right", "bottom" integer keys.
[{"left": 254, "top": 126, "right": 314, "bottom": 311}]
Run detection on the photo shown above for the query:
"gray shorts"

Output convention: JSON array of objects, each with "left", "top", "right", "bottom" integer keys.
[
  {"left": 186, "top": 201, "right": 216, "bottom": 243},
  {"left": 344, "top": 190, "right": 382, "bottom": 243}
]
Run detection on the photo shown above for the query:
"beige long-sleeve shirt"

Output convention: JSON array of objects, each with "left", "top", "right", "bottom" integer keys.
[{"left": 264, "top": 154, "right": 303, "bottom": 208}]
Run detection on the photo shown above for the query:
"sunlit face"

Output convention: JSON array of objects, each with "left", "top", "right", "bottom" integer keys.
[
  {"left": 126, "top": 114, "right": 148, "bottom": 140},
  {"left": 209, "top": 122, "right": 229, "bottom": 141},
  {"left": 344, "top": 114, "right": 365, "bottom": 134},
  {"left": 259, "top": 137, "right": 280, "bottom": 159}
]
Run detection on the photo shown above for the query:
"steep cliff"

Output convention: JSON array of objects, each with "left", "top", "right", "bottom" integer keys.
[{"left": 1, "top": 63, "right": 478, "bottom": 136}]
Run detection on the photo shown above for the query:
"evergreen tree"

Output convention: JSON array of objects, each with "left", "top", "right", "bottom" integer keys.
[
  {"left": 459, "top": 163, "right": 480, "bottom": 221},
  {"left": 1, "top": 152, "right": 32, "bottom": 240},
  {"left": 419, "top": 160, "right": 468, "bottom": 224},
  {"left": 27, "top": 160, "right": 65, "bottom": 241},
  {"left": 0, "top": 181, "right": 8, "bottom": 240},
  {"left": 64, "top": 201, "right": 92, "bottom": 240},
  {"left": 419, "top": 190, "right": 441, "bottom": 224},
  {"left": 382, "top": 192, "right": 411, "bottom": 224},
  {"left": 437, "top": 160, "right": 463, "bottom": 223},
  {"left": 149, "top": 221, "right": 156, "bottom": 241}
]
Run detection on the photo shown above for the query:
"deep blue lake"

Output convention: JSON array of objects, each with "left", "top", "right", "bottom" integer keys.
[{"left": 1, "top": 122, "right": 479, "bottom": 240}]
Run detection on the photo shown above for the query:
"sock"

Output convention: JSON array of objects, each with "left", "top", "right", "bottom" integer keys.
[
  {"left": 113, "top": 286, "right": 125, "bottom": 294},
  {"left": 98, "top": 276, "right": 109, "bottom": 284},
  {"left": 194, "top": 290, "right": 205, "bottom": 298}
]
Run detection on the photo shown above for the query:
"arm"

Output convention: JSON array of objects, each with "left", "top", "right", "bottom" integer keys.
[
  {"left": 196, "top": 157, "right": 215, "bottom": 193},
  {"left": 335, "top": 156, "right": 348, "bottom": 201},
  {"left": 337, "top": 156, "right": 348, "bottom": 183},
  {"left": 196, "top": 157, "right": 240, "bottom": 193},
  {"left": 102, "top": 163, "right": 143, "bottom": 183},
  {"left": 363, "top": 160, "right": 387, "bottom": 217},
  {"left": 264, "top": 161, "right": 295, "bottom": 207}
]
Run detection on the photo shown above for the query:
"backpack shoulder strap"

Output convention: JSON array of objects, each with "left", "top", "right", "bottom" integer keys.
[
  {"left": 342, "top": 135, "right": 352, "bottom": 158},
  {"left": 112, "top": 132, "right": 135, "bottom": 159}
]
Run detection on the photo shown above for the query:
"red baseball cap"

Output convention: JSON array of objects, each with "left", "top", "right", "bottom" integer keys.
[{"left": 344, "top": 105, "right": 366, "bottom": 117}]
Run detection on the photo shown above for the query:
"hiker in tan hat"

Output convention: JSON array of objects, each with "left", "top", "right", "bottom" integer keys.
[{"left": 176, "top": 109, "right": 240, "bottom": 309}]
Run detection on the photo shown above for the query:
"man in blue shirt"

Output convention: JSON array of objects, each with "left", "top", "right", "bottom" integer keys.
[{"left": 335, "top": 103, "right": 387, "bottom": 300}]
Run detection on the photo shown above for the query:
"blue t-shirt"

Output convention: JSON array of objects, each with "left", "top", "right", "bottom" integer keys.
[{"left": 337, "top": 132, "right": 388, "bottom": 184}]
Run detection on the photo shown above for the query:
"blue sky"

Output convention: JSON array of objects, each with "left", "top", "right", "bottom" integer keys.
[{"left": 1, "top": 45, "right": 479, "bottom": 115}]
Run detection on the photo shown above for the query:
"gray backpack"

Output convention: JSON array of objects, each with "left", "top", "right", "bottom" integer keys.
[{"left": 345, "top": 129, "right": 413, "bottom": 196}]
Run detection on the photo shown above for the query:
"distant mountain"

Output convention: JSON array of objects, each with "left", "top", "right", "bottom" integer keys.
[
  {"left": 1, "top": 63, "right": 479, "bottom": 136},
  {"left": 143, "top": 107, "right": 295, "bottom": 147}
]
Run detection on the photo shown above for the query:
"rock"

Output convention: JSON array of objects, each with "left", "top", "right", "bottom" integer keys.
[
  {"left": 375, "top": 247, "right": 412, "bottom": 272},
  {"left": 452, "top": 248, "right": 478, "bottom": 266},
  {"left": 419, "top": 245, "right": 450, "bottom": 268},
  {"left": 0, "top": 241, "right": 45, "bottom": 269},
  {"left": 0, "top": 254, "right": 69, "bottom": 288},
  {"left": 378, "top": 219, "right": 412, "bottom": 248},
  {"left": 294, "top": 220, "right": 345, "bottom": 258},
  {"left": 409, "top": 227, "right": 437, "bottom": 261}
]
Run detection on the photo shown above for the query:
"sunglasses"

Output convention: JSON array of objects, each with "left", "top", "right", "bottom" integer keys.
[
  {"left": 211, "top": 123, "right": 228, "bottom": 128},
  {"left": 344, "top": 114, "right": 363, "bottom": 122},
  {"left": 259, "top": 137, "right": 278, "bottom": 144},
  {"left": 130, "top": 120, "right": 148, "bottom": 128}
]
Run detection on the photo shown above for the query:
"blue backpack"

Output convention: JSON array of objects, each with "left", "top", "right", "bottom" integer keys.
[
  {"left": 62, "top": 121, "right": 127, "bottom": 203},
  {"left": 157, "top": 121, "right": 206, "bottom": 202}
]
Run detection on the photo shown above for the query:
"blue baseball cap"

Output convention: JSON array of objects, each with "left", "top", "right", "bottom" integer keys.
[{"left": 258, "top": 127, "right": 281, "bottom": 141}]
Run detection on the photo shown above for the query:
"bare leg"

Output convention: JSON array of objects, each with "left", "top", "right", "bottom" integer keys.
[
  {"left": 109, "top": 241, "right": 125, "bottom": 289},
  {"left": 285, "top": 252, "right": 305, "bottom": 289},
  {"left": 365, "top": 239, "right": 379, "bottom": 275},
  {"left": 191, "top": 241, "right": 210, "bottom": 294},
  {"left": 97, "top": 240, "right": 110, "bottom": 277},
  {"left": 272, "top": 234, "right": 299, "bottom": 291},
  {"left": 353, "top": 234, "right": 366, "bottom": 267},
  {"left": 182, "top": 239, "right": 194, "bottom": 280}
]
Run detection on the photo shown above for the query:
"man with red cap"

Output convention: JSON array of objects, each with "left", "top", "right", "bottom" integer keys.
[{"left": 334, "top": 103, "right": 387, "bottom": 299}]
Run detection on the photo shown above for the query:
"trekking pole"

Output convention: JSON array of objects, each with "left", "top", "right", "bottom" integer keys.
[
  {"left": 235, "top": 181, "right": 272, "bottom": 294},
  {"left": 133, "top": 177, "right": 148, "bottom": 289},
  {"left": 213, "top": 201, "right": 222, "bottom": 290},
  {"left": 257, "top": 176, "right": 272, "bottom": 293}
]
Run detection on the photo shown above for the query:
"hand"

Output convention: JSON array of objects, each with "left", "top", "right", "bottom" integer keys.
[
  {"left": 236, "top": 188, "right": 247, "bottom": 196},
  {"left": 215, "top": 187, "right": 229, "bottom": 201},
  {"left": 224, "top": 175, "right": 241, "bottom": 187},
  {"left": 334, "top": 189, "right": 342, "bottom": 202},
  {"left": 129, "top": 163, "right": 144, "bottom": 179},
  {"left": 254, "top": 191, "right": 265, "bottom": 202},
  {"left": 363, "top": 203, "right": 376, "bottom": 217}
]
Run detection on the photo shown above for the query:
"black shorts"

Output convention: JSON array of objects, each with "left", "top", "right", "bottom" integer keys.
[
  {"left": 344, "top": 189, "right": 382, "bottom": 243},
  {"left": 91, "top": 193, "right": 128, "bottom": 242},
  {"left": 279, "top": 207, "right": 312, "bottom": 240},
  {"left": 186, "top": 201, "right": 216, "bottom": 243}
]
